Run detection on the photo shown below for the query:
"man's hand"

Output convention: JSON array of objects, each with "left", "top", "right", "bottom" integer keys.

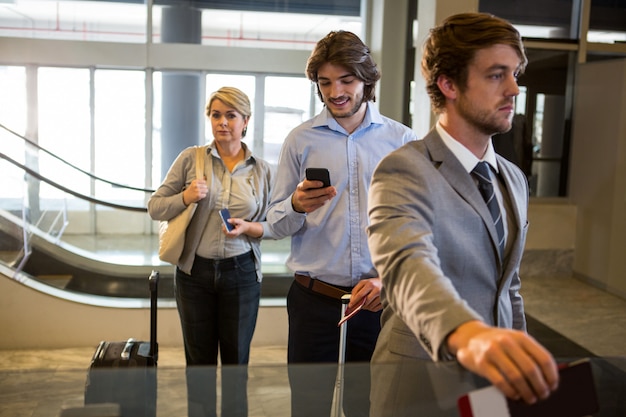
[
  {"left": 291, "top": 179, "right": 337, "bottom": 213},
  {"left": 447, "top": 321, "right": 559, "bottom": 404},
  {"left": 350, "top": 277, "right": 383, "bottom": 312}
]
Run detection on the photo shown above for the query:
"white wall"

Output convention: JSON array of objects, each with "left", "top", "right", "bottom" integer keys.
[{"left": 569, "top": 59, "right": 626, "bottom": 299}]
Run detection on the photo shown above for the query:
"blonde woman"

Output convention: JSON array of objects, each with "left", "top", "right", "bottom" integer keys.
[{"left": 148, "top": 86, "right": 276, "bottom": 417}]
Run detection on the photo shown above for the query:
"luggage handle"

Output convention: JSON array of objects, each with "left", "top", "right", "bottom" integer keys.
[
  {"left": 331, "top": 294, "right": 350, "bottom": 417},
  {"left": 149, "top": 270, "right": 159, "bottom": 362}
]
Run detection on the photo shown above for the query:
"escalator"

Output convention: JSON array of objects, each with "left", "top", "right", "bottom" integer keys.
[{"left": 0, "top": 208, "right": 174, "bottom": 298}]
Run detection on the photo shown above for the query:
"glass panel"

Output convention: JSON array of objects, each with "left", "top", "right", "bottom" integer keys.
[
  {"left": 0, "top": 126, "right": 27, "bottom": 203},
  {"left": 152, "top": 71, "right": 162, "bottom": 190},
  {"left": 0, "top": 66, "right": 28, "bottom": 203},
  {"left": 263, "top": 76, "right": 316, "bottom": 166},
  {"left": 492, "top": 45, "right": 573, "bottom": 198},
  {"left": 530, "top": 93, "right": 567, "bottom": 197},
  {"left": 0, "top": 154, "right": 31, "bottom": 272},
  {"left": 479, "top": 0, "right": 576, "bottom": 40},
  {"left": 588, "top": 0, "right": 626, "bottom": 44},
  {"left": 152, "top": 3, "right": 361, "bottom": 49},
  {"left": 38, "top": 67, "right": 91, "bottom": 203},
  {"left": 0, "top": 66, "right": 27, "bottom": 136},
  {"left": 94, "top": 69, "right": 146, "bottom": 204},
  {"left": 0, "top": 124, "right": 75, "bottom": 272},
  {"left": 0, "top": 0, "right": 147, "bottom": 42},
  {"left": 491, "top": 88, "right": 534, "bottom": 180},
  {"left": 1, "top": 359, "right": 624, "bottom": 416},
  {"left": 1, "top": 0, "right": 361, "bottom": 48}
]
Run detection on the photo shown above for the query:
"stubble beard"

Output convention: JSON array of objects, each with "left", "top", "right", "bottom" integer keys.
[
  {"left": 325, "top": 93, "right": 365, "bottom": 120},
  {"left": 457, "top": 95, "right": 514, "bottom": 136}
]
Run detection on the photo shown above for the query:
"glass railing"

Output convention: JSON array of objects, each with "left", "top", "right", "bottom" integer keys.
[
  {"left": 0, "top": 122, "right": 153, "bottom": 208},
  {"left": 0, "top": 122, "right": 151, "bottom": 273},
  {"left": 0, "top": 153, "right": 32, "bottom": 273},
  {"left": 0, "top": 356, "right": 623, "bottom": 416}
]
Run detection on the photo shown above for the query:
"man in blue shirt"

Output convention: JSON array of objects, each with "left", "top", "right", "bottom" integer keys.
[{"left": 266, "top": 30, "right": 416, "bottom": 416}]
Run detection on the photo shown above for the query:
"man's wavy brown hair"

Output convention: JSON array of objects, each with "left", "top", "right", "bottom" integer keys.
[
  {"left": 306, "top": 30, "right": 381, "bottom": 103},
  {"left": 422, "top": 12, "right": 528, "bottom": 114}
]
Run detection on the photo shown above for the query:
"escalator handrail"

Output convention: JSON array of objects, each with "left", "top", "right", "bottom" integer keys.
[
  {"left": 0, "top": 123, "right": 156, "bottom": 194},
  {"left": 1, "top": 150, "right": 148, "bottom": 212}
]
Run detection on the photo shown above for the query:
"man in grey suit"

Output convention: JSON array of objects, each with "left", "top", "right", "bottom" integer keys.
[{"left": 367, "top": 12, "right": 559, "bottom": 415}]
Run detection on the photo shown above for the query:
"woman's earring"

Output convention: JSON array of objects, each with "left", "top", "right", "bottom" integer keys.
[{"left": 242, "top": 127, "right": 248, "bottom": 137}]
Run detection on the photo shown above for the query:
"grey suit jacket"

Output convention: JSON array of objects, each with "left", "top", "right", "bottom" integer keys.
[
  {"left": 367, "top": 129, "right": 530, "bottom": 415},
  {"left": 367, "top": 128, "right": 530, "bottom": 364}
]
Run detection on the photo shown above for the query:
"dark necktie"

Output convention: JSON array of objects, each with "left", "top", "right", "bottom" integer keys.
[{"left": 472, "top": 161, "right": 505, "bottom": 257}]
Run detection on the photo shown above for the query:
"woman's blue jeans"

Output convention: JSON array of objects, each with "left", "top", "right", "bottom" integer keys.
[{"left": 175, "top": 251, "right": 260, "bottom": 417}]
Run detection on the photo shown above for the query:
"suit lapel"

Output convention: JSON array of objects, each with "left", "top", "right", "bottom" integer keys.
[
  {"left": 422, "top": 131, "right": 504, "bottom": 266},
  {"left": 495, "top": 155, "right": 526, "bottom": 284},
  {"left": 496, "top": 156, "right": 523, "bottom": 236}
]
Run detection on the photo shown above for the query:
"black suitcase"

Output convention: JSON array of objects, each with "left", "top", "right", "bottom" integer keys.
[{"left": 84, "top": 270, "right": 159, "bottom": 417}]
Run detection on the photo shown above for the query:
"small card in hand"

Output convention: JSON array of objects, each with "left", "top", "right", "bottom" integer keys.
[{"left": 337, "top": 297, "right": 366, "bottom": 327}]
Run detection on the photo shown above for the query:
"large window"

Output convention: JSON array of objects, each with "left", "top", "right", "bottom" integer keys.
[
  {"left": 94, "top": 69, "right": 147, "bottom": 202},
  {"left": 0, "top": 66, "right": 27, "bottom": 205},
  {"left": 0, "top": 0, "right": 148, "bottom": 43},
  {"left": 263, "top": 76, "right": 321, "bottom": 165},
  {"left": 0, "top": 66, "right": 26, "bottom": 135},
  {"left": 1, "top": 65, "right": 319, "bottom": 232},
  {"left": 38, "top": 67, "right": 91, "bottom": 203},
  {"left": 3, "top": 1, "right": 626, "bottom": 215}
]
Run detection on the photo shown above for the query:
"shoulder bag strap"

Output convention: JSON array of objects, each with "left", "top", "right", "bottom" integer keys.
[{"left": 195, "top": 146, "right": 205, "bottom": 180}]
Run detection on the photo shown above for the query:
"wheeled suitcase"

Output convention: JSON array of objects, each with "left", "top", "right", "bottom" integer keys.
[{"left": 84, "top": 270, "right": 159, "bottom": 417}]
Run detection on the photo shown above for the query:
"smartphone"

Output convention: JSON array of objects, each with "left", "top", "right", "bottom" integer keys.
[
  {"left": 305, "top": 167, "right": 331, "bottom": 188},
  {"left": 219, "top": 208, "right": 235, "bottom": 232}
]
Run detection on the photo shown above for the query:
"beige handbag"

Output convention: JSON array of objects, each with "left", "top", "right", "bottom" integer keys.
[{"left": 158, "top": 146, "right": 205, "bottom": 264}]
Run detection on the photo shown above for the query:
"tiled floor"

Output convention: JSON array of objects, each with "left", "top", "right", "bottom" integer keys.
[{"left": 1, "top": 237, "right": 625, "bottom": 416}]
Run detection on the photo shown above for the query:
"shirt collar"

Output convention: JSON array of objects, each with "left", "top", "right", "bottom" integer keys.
[
  {"left": 436, "top": 121, "right": 498, "bottom": 174},
  {"left": 208, "top": 141, "right": 255, "bottom": 163}
]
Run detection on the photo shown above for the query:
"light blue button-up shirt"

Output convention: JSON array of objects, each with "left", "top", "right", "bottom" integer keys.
[{"left": 266, "top": 102, "right": 417, "bottom": 287}]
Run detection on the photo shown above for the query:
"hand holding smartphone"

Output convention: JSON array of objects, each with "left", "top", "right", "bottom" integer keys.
[
  {"left": 219, "top": 208, "right": 235, "bottom": 232},
  {"left": 305, "top": 168, "right": 331, "bottom": 188}
]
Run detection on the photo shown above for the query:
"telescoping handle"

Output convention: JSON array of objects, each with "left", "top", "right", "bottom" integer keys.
[
  {"left": 331, "top": 294, "right": 351, "bottom": 417},
  {"left": 337, "top": 294, "right": 350, "bottom": 365},
  {"left": 149, "top": 270, "right": 159, "bottom": 361}
]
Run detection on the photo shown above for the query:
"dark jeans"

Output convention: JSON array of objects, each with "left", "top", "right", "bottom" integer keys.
[
  {"left": 175, "top": 251, "right": 260, "bottom": 417},
  {"left": 287, "top": 279, "right": 381, "bottom": 417}
]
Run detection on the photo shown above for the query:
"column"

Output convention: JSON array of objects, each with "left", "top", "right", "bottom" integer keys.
[{"left": 160, "top": 4, "right": 203, "bottom": 179}]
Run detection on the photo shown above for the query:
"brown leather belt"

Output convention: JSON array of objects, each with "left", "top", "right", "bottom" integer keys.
[{"left": 294, "top": 274, "right": 349, "bottom": 300}]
